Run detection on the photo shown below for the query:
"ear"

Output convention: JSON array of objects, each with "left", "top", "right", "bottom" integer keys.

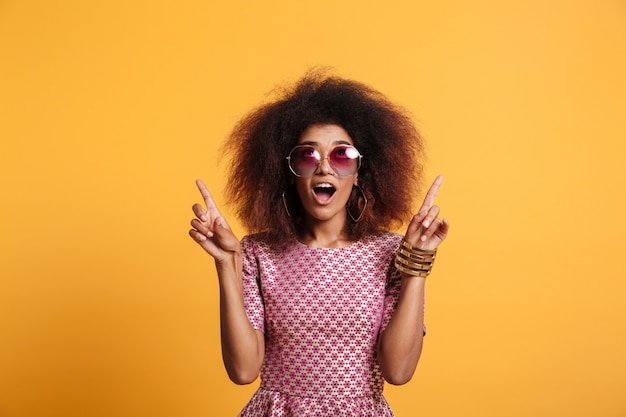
[{"left": 353, "top": 173, "right": 359, "bottom": 187}]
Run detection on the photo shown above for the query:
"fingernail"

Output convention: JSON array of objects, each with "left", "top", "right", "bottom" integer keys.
[
  {"left": 201, "top": 215, "right": 207, "bottom": 222},
  {"left": 423, "top": 220, "right": 430, "bottom": 228},
  {"left": 421, "top": 235, "right": 427, "bottom": 241}
]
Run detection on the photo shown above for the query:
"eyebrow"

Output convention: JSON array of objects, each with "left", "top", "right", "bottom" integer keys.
[{"left": 299, "top": 140, "right": 353, "bottom": 146}]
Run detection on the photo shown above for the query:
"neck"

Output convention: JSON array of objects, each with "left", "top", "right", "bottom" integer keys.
[{"left": 298, "top": 213, "right": 353, "bottom": 248}]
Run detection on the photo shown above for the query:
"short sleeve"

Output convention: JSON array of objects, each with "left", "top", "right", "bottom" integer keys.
[
  {"left": 240, "top": 236, "right": 265, "bottom": 333},
  {"left": 380, "top": 261, "right": 427, "bottom": 336},
  {"left": 380, "top": 262, "right": 402, "bottom": 334}
]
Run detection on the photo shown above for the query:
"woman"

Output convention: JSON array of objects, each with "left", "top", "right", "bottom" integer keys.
[{"left": 189, "top": 71, "right": 449, "bottom": 416}]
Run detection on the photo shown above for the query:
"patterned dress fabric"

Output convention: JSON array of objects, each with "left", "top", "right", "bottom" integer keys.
[{"left": 238, "top": 232, "right": 404, "bottom": 417}]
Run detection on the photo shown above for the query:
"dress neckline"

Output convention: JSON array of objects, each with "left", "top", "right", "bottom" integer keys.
[{"left": 294, "top": 238, "right": 361, "bottom": 251}]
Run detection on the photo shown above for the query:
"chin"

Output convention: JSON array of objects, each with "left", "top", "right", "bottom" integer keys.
[{"left": 303, "top": 209, "right": 347, "bottom": 223}]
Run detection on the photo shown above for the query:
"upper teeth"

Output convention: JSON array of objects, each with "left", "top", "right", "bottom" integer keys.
[{"left": 316, "top": 183, "right": 333, "bottom": 188}]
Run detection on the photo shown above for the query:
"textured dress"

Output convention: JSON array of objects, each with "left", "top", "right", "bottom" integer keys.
[{"left": 238, "top": 232, "right": 406, "bottom": 417}]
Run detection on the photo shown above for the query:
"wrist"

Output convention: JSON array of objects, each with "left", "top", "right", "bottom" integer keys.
[
  {"left": 395, "top": 239, "right": 437, "bottom": 278},
  {"left": 399, "top": 273, "right": 426, "bottom": 291},
  {"left": 215, "top": 250, "right": 242, "bottom": 278}
]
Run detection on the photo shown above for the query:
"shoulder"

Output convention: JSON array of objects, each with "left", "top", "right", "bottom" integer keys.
[
  {"left": 240, "top": 234, "right": 275, "bottom": 274},
  {"left": 241, "top": 232, "right": 292, "bottom": 257},
  {"left": 360, "top": 231, "right": 403, "bottom": 248},
  {"left": 352, "top": 232, "right": 402, "bottom": 262},
  {"left": 240, "top": 233, "right": 269, "bottom": 252}
]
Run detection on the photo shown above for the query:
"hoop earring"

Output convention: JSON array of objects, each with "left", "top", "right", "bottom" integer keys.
[
  {"left": 347, "top": 185, "right": 368, "bottom": 223},
  {"left": 282, "top": 190, "right": 292, "bottom": 218}
]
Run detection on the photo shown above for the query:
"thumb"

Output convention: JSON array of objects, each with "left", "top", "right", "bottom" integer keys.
[
  {"left": 215, "top": 216, "right": 228, "bottom": 230},
  {"left": 212, "top": 216, "right": 239, "bottom": 250}
]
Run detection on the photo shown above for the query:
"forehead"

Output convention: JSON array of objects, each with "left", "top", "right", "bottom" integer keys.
[{"left": 297, "top": 124, "right": 354, "bottom": 146}]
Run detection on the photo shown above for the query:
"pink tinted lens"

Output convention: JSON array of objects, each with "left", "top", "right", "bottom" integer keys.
[
  {"left": 329, "top": 146, "right": 360, "bottom": 176},
  {"left": 291, "top": 146, "right": 320, "bottom": 176}
]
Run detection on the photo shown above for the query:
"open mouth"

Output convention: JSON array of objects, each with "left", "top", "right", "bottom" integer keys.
[{"left": 313, "top": 183, "right": 336, "bottom": 203}]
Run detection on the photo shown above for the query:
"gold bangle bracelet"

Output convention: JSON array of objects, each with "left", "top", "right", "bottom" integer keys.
[
  {"left": 394, "top": 260, "right": 431, "bottom": 277},
  {"left": 397, "top": 248, "right": 436, "bottom": 262},
  {"left": 395, "top": 255, "right": 432, "bottom": 270},
  {"left": 395, "top": 239, "right": 437, "bottom": 277},
  {"left": 400, "top": 239, "right": 437, "bottom": 255}
]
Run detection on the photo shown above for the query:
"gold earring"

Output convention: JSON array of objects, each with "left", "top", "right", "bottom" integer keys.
[
  {"left": 282, "top": 190, "right": 292, "bottom": 218},
  {"left": 347, "top": 185, "right": 367, "bottom": 223}
]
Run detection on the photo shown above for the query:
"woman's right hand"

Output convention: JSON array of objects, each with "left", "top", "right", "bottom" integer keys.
[{"left": 189, "top": 179, "right": 240, "bottom": 265}]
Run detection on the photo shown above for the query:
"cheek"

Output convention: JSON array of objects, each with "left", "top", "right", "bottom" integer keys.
[{"left": 335, "top": 180, "right": 355, "bottom": 201}]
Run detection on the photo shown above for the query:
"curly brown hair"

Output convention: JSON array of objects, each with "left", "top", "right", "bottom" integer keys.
[{"left": 222, "top": 69, "right": 425, "bottom": 247}]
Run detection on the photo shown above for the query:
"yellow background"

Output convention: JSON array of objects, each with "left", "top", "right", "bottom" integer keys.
[{"left": 1, "top": 1, "right": 625, "bottom": 416}]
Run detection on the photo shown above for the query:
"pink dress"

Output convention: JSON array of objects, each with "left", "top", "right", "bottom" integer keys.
[{"left": 238, "top": 232, "right": 404, "bottom": 417}]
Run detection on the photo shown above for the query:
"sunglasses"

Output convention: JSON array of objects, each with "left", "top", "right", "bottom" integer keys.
[{"left": 286, "top": 145, "right": 363, "bottom": 177}]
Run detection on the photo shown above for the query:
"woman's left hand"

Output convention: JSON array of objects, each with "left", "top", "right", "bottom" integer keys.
[{"left": 403, "top": 175, "right": 450, "bottom": 251}]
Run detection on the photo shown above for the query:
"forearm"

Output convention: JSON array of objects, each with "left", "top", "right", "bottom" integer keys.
[
  {"left": 189, "top": 181, "right": 265, "bottom": 384},
  {"left": 216, "top": 255, "right": 265, "bottom": 385},
  {"left": 378, "top": 275, "right": 426, "bottom": 385}
]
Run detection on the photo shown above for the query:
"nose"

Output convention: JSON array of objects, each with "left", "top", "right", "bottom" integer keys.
[{"left": 317, "top": 155, "right": 335, "bottom": 175}]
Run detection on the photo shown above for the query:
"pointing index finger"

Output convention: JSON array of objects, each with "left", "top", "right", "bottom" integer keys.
[
  {"left": 418, "top": 175, "right": 444, "bottom": 214},
  {"left": 196, "top": 179, "right": 221, "bottom": 215}
]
